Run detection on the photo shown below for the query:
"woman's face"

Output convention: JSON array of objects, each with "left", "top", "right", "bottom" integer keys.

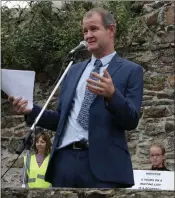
[
  {"left": 36, "top": 136, "right": 46, "bottom": 154},
  {"left": 150, "top": 146, "right": 164, "bottom": 167}
]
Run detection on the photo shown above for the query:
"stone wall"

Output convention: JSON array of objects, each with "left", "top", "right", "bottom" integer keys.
[
  {"left": 1, "top": 0, "right": 174, "bottom": 192},
  {"left": 1, "top": 188, "right": 175, "bottom": 198},
  {"left": 117, "top": 0, "right": 175, "bottom": 171}
]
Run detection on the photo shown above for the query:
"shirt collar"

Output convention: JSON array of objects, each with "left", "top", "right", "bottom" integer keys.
[{"left": 91, "top": 51, "right": 116, "bottom": 66}]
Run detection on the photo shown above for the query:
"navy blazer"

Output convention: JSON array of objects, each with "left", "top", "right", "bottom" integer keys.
[{"left": 26, "top": 53, "right": 143, "bottom": 187}]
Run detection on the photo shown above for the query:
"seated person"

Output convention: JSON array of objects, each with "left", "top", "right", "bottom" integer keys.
[{"left": 149, "top": 143, "right": 170, "bottom": 171}]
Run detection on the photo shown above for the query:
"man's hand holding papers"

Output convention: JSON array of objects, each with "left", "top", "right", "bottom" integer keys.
[{"left": 8, "top": 95, "right": 32, "bottom": 114}]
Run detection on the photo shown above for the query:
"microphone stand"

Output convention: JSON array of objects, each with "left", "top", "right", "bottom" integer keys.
[{"left": 16, "top": 55, "right": 75, "bottom": 188}]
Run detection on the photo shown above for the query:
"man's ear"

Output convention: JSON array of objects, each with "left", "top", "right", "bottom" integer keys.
[
  {"left": 162, "top": 155, "right": 165, "bottom": 161},
  {"left": 108, "top": 24, "right": 116, "bottom": 38}
]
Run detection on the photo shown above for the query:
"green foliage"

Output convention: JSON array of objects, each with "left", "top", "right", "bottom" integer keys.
[
  {"left": 103, "top": 1, "right": 134, "bottom": 38},
  {"left": 1, "top": 1, "right": 135, "bottom": 79}
]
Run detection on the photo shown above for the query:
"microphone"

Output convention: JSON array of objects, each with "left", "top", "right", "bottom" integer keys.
[{"left": 69, "top": 41, "right": 88, "bottom": 54}]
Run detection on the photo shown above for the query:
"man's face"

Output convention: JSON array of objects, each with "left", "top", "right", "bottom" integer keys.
[
  {"left": 82, "top": 13, "right": 114, "bottom": 57},
  {"left": 150, "top": 147, "right": 164, "bottom": 167}
]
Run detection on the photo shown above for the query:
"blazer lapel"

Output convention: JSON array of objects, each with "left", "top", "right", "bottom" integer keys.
[
  {"left": 106, "top": 53, "right": 123, "bottom": 77},
  {"left": 92, "top": 53, "right": 123, "bottom": 103},
  {"left": 64, "top": 59, "right": 90, "bottom": 111}
]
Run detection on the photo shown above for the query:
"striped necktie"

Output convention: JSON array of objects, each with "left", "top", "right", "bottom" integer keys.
[{"left": 77, "top": 59, "right": 103, "bottom": 130}]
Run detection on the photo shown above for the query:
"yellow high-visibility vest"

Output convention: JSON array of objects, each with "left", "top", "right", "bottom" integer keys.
[{"left": 24, "top": 154, "right": 51, "bottom": 188}]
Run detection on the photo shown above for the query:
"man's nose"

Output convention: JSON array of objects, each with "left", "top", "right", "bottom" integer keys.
[{"left": 85, "top": 31, "right": 93, "bottom": 39}]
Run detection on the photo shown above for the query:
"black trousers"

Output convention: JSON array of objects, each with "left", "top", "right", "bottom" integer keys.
[{"left": 51, "top": 146, "right": 119, "bottom": 188}]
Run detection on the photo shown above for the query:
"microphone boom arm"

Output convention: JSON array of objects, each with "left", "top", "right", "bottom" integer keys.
[
  {"left": 15, "top": 59, "right": 74, "bottom": 155},
  {"left": 31, "top": 60, "right": 74, "bottom": 130}
]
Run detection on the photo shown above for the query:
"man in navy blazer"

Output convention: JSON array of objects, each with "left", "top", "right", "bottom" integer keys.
[{"left": 9, "top": 7, "right": 143, "bottom": 188}]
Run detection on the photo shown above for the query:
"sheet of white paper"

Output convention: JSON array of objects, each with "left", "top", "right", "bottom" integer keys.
[{"left": 1, "top": 69, "right": 35, "bottom": 109}]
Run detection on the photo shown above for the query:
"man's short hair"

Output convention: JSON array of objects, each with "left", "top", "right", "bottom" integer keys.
[{"left": 84, "top": 7, "right": 116, "bottom": 29}]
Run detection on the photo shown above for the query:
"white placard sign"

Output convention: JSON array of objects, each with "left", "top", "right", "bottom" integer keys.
[{"left": 130, "top": 170, "right": 174, "bottom": 191}]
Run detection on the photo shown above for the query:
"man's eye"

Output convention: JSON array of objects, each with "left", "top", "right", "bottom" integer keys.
[{"left": 91, "top": 27, "right": 97, "bottom": 31}]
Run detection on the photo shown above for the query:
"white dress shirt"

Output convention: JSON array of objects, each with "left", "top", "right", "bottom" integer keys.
[{"left": 58, "top": 51, "right": 116, "bottom": 148}]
